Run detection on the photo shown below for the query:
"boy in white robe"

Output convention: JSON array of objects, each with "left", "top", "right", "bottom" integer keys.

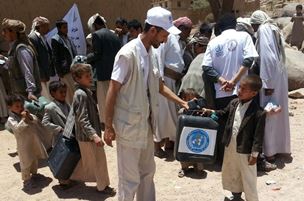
[
  {"left": 5, "top": 94, "right": 47, "bottom": 189},
  {"left": 204, "top": 75, "right": 266, "bottom": 201},
  {"left": 64, "top": 63, "right": 115, "bottom": 195}
]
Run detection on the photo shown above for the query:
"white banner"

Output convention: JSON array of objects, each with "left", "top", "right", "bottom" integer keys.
[
  {"left": 46, "top": 3, "right": 86, "bottom": 55},
  {"left": 178, "top": 126, "right": 217, "bottom": 156}
]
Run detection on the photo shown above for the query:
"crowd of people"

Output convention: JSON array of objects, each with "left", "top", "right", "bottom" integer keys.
[{"left": 0, "top": 3, "right": 297, "bottom": 201}]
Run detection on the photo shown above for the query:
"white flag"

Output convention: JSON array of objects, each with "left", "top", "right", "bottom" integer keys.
[{"left": 47, "top": 4, "right": 87, "bottom": 55}]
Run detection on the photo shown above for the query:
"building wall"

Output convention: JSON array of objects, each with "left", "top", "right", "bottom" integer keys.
[
  {"left": 0, "top": 0, "right": 151, "bottom": 52},
  {"left": 151, "top": 0, "right": 211, "bottom": 25}
]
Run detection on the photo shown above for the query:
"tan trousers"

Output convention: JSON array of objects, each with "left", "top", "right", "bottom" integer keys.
[
  {"left": 61, "top": 73, "right": 75, "bottom": 105},
  {"left": 40, "top": 81, "right": 51, "bottom": 100},
  {"left": 117, "top": 128, "right": 156, "bottom": 201},
  {"left": 21, "top": 159, "right": 38, "bottom": 181},
  {"left": 71, "top": 141, "right": 110, "bottom": 191},
  {"left": 222, "top": 134, "right": 259, "bottom": 201},
  {"left": 96, "top": 81, "right": 110, "bottom": 123}
]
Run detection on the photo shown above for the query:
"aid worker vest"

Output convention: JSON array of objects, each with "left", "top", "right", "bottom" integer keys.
[{"left": 113, "top": 42, "right": 160, "bottom": 149}]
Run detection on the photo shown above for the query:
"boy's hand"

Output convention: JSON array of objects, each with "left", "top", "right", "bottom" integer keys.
[
  {"left": 267, "top": 106, "right": 282, "bottom": 115},
  {"left": 248, "top": 155, "right": 257, "bottom": 165},
  {"left": 21, "top": 111, "right": 33, "bottom": 122},
  {"left": 202, "top": 108, "right": 214, "bottom": 116},
  {"left": 21, "top": 111, "right": 27, "bottom": 119},
  {"left": 104, "top": 127, "right": 116, "bottom": 147},
  {"left": 93, "top": 135, "right": 104, "bottom": 147}
]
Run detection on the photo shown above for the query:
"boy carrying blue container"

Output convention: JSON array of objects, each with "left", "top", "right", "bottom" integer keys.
[{"left": 203, "top": 75, "right": 265, "bottom": 201}]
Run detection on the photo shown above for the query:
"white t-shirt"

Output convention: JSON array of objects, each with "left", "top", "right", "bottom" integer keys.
[
  {"left": 157, "top": 34, "right": 184, "bottom": 78},
  {"left": 202, "top": 29, "right": 258, "bottom": 98},
  {"left": 111, "top": 35, "right": 150, "bottom": 90}
]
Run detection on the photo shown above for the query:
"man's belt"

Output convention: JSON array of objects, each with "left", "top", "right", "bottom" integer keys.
[{"left": 164, "top": 67, "right": 183, "bottom": 81}]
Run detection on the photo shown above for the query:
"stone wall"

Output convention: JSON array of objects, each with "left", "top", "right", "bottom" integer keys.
[{"left": 233, "top": 0, "right": 260, "bottom": 17}]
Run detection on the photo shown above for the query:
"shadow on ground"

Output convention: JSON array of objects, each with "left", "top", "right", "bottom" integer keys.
[
  {"left": 22, "top": 173, "right": 53, "bottom": 195},
  {"left": 52, "top": 182, "right": 115, "bottom": 201}
]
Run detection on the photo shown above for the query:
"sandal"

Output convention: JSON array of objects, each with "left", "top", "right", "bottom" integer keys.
[
  {"left": 258, "top": 160, "right": 277, "bottom": 172},
  {"left": 178, "top": 169, "right": 185, "bottom": 178},
  {"left": 154, "top": 149, "right": 168, "bottom": 158},
  {"left": 23, "top": 179, "right": 37, "bottom": 190},
  {"left": 165, "top": 141, "right": 174, "bottom": 151},
  {"left": 59, "top": 180, "right": 77, "bottom": 190},
  {"left": 266, "top": 155, "right": 276, "bottom": 163},
  {"left": 98, "top": 186, "right": 116, "bottom": 196}
]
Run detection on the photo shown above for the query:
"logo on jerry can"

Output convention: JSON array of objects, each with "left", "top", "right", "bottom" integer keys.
[{"left": 186, "top": 129, "right": 209, "bottom": 153}]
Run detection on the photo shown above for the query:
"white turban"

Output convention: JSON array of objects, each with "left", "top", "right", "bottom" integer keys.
[
  {"left": 236, "top": 17, "right": 254, "bottom": 35},
  {"left": 87, "top": 13, "right": 107, "bottom": 33},
  {"left": 250, "top": 10, "right": 271, "bottom": 25}
]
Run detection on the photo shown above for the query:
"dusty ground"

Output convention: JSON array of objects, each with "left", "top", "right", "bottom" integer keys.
[{"left": 0, "top": 99, "right": 303, "bottom": 201}]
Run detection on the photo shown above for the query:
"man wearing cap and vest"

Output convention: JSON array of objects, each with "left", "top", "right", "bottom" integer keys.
[
  {"left": 28, "top": 16, "right": 54, "bottom": 100},
  {"left": 1, "top": 18, "right": 41, "bottom": 100},
  {"left": 104, "top": 7, "right": 188, "bottom": 201}
]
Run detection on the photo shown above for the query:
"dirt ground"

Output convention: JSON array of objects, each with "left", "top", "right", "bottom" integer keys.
[{"left": 0, "top": 99, "right": 303, "bottom": 201}]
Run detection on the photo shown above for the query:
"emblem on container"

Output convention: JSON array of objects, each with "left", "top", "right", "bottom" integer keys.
[{"left": 186, "top": 129, "right": 209, "bottom": 153}]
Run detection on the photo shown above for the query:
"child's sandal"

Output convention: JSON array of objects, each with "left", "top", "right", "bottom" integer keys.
[
  {"left": 97, "top": 186, "right": 116, "bottom": 196},
  {"left": 178, "top": 169, "right": 185, "bottom": 178}
]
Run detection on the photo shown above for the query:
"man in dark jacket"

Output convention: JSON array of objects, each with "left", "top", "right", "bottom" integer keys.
[
  {"left": 87, "top": 15, "right": 121, "bottom": 126},
  {"left": 51, "top": 20, "right": 77, "bottom": 104},
  {"left": 29, "top": 16, "right": 54, "bottom": 100}
]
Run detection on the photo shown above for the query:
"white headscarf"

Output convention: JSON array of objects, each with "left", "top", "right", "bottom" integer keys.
[
  {"left": 251, "top": 10, "right": 286, "bottom": 68},
  {"left": 87, "top": 13, "right": 107, "bottom": 33},
  {"left": 236, "top": 17, "right": 254, "bottom": 35},
  {"left": 250, "top": 10, "right": 272, "bottom": 25}
]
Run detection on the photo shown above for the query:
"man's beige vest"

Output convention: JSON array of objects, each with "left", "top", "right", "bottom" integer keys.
[{"left": 113, "top": 41, "right": 159, "bottom": 149}]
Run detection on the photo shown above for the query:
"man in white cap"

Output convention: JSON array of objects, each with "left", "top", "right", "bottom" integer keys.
[{"left": 104, "top": 6, "right": 188, "bottom": 201}]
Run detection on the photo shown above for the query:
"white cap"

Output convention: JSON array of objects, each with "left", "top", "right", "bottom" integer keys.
[{"left": 145, "top": 7, "right": 181, "bottom": 35}]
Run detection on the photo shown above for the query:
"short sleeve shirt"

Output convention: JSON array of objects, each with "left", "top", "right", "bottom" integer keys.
[
  {"left": 202, "top": 29, "right": 258, "bottom": 98},
  {"left": 111, "top": 35, "right": 150, "bottom": 90}
]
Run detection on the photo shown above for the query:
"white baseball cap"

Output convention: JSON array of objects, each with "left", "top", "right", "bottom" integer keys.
[{"left": 145, "top": 7, "right": 181, "bottom": 35}]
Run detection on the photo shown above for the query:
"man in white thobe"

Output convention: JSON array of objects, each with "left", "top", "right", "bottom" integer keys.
[
  {"left": 154, "top": 33, "right": 184, "bottom": 157},
  {"left": 250, "top": 10, "right": 291, "bottom": 160}
]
